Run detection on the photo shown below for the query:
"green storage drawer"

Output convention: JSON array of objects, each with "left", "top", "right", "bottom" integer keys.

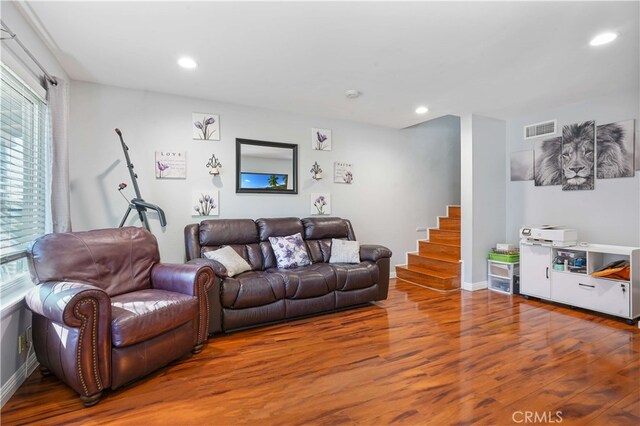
[{"left": 488, "top": 252, "right": 520, "bottom": 263}]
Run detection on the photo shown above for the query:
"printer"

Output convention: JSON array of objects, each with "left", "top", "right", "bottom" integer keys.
[{"left": 519, "top": 225, "right": 578, "bottom": 247}]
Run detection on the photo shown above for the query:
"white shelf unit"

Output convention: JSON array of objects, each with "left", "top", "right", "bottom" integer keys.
[
  {"left": 520, "top": 242, "right": 640, "bottom": 324},
  {"left": 487, "top": 260, "right": 519, "bottom": 294}
]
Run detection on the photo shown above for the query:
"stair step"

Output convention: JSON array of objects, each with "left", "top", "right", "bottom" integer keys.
[
  {"left": 438, "top": 217, "right": 460, "bottom": 231},
  {"left": 447, "top": 205, "right": 461, "bottom": 219},
  {"left": 418, "top": 240, "right": 460, "bottom": 261},
  {"left": 429, "top": 229, "right": 460, "bottom": 245},
  {"left": 407, "top": 252, "right": 461, "bottom": 275},
  {"left": 396, "top": 265, "right": 460, "bottom": 291}
]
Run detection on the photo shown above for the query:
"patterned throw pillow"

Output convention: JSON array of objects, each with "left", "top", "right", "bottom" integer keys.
[
  {"left": 203, "top": 246, "right": 252, "bottom": 277},
  {"left": 268, "top": 233, "right": 311, "bottom": 269},
  {"left": 329, "top": 239, "right": 361, "bottom": 264}
]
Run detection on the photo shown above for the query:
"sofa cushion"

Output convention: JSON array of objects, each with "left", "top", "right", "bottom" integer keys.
[
  {"left": 199, "top": 219, "right": 258, "bottom": 246},
  {"left": 257, "top": 217, "right": 304, "bottom": 241},
  {"left": 302, "top": 217, "right": 357, "bottom": 265},
  {"left": 305, "top": 239, "right": 332, "bottom": 264},
  {"left": 267, "top": 263, "right": 337, "bottom": 299},
  {"left": 331, "top": 261, "right": 379, "bottom": 291},
  {"left": 302, "top": 217, "right": 355, "bottom": 240},
  {"left": 329, "top": 239, "right": 361, "bottom": 264},
  {"left": 111, "top": 289, "right": 197, "bottom": 348},
  {"left": 201, "top": 243, "right": 263, "bottom": 271},
  {"left": 204, "top": 246, "right": 251, "bottom": 277},
  {"left": 198, "top": 219, "right": 263, "bottom": 270},
  {"left": 221, "top": 271, "right": 286, "bottom": 309},
  {"left": 269, "top": 233, "right": 311, "bottom": 269}
]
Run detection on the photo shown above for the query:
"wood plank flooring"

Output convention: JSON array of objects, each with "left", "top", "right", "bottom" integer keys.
[{"left": 2, "top": 279, "right": 639, "bottom": 425}]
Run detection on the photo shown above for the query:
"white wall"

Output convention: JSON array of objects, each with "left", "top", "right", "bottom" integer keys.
[
  {"left": 68, "top": 81, "right": 461, "bottom": 273},
  {"left": 1, "top": 0, "right": 69, "bottom": 406},
  {"left": 505, "top": 91, "right": 640, "bottom": 246},
  {"left": 461, "top": 114, "right": 507, "bottom": 287}
]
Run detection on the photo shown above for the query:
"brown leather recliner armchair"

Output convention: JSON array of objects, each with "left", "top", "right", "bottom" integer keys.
[{"left": 24, "top": 227, "right": 214, "bottom": 407}]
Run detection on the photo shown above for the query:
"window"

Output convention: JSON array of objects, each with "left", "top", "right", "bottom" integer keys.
[{"left": 0, "top": 64, "right": 48, "bottom": 290}]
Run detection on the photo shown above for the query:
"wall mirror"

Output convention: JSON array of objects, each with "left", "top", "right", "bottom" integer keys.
[{"left": 236, "top": 138, "right": 298, "bottom": 194}]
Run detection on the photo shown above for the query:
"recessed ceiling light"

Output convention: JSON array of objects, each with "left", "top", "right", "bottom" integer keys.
[
  {"left": 345, "top": 89, "right": 361, "bottom": 99},
  {"left": 177, "top": 57, "right": 198, "bottom": 69},
  {"left": 415, "top": 106, "right": 429, "bottom": 114},
  {"left": 589, "top": 32, "right": 618, "bottom": 46}
]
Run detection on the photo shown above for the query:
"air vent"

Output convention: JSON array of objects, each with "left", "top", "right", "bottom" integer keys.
[{"left": 524, "top": 120, "right": 557, "bottom": 140}]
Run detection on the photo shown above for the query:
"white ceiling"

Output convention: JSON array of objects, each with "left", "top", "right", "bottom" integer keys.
[{"left": 17, "top": 1, "right": 640, "bottom": 129}]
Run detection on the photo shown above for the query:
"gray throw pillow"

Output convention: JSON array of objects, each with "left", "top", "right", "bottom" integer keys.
[
  {"left": 329, "top": 239, "right": 360, "bottom": 264},
  {"left": 203, "top": 246, "right": 252, "bottom": 277}
]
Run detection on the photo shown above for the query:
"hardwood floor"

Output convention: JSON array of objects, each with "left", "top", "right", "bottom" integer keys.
[{"left": 3, "top": 279, "right": 639, "bottom": 425}]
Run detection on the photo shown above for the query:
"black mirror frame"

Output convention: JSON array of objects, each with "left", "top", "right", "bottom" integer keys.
[{"left": 235, "top": 138, "right": 298, "bottom": 194}]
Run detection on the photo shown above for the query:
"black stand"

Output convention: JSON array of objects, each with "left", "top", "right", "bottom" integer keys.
[{"left": 115, "top": 129, "right": 166, "bottom": 231}]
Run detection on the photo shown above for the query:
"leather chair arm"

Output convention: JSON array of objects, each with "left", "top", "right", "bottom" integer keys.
[
  {"left": 360, "top": 245, "right": 392, "bottom": 262},
  {"left": 186, "top": 258, "right": 229, "bottom": 278},
  {"left": 25, "top": 281, "right": 110, "bottom": 327},
  {"left": 25, "top": 281, "right": 112, "bottom": 400},
  {"left": 151, "top": 263, "right": 215, "bottom": 345}
]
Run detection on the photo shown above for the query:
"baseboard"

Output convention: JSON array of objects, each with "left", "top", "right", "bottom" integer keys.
[
  {"left": 462, "top": 281, "right": 488, "bottom": 291},
  {"left": 1, "top": 352, "right": 38, "bottom": 408},
  {"left": 389, "top": 270, "right": 397, "bottom": 279}
]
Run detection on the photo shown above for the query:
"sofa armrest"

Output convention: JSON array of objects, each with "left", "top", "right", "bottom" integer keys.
[
  {"left": 360, "top": 244, "right": 392, "bottom": 262},
  {"left": 151, "top": 263, "right": 214, "bottom": 296},
  {"left": 151, "top": 263, "right": 215, "bottom": 346},
  {"left": 25, "top": 281, "right": 110, "bottom": 327},
  {"left": 186, "top": 258, "right": 229, "bottom": 278}
]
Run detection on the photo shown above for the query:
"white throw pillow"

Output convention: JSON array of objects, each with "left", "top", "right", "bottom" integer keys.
[
  {"left": 329, "top": 239, "right": 360, "bottom": 264},
  {"left": 203, "top": 246, "right": 252, "bottom": 277}
]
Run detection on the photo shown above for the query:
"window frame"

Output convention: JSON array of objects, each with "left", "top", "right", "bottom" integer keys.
[{"left": 0, "top": 59, "right": 49, "bottom": 299}]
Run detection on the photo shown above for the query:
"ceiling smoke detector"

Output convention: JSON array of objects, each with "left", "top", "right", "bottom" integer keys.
[{"left": 345, "top": 89, "right": 361, "bottom": 99}]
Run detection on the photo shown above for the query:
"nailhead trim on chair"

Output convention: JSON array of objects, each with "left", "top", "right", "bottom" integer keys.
[
  {"left": 196, "top": 270, "right": 212, "bottom": 343},
  {"left": 74, "top": 299, "right": 102, "bottom": 396}
]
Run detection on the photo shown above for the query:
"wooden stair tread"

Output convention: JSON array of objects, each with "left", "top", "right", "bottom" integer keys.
[
  {"left": 429, "top": 228, "right": 460, "bottom": 234},
  {"left": 408, "top": 252, "right": 461, "bottom": 264},
  {"left": 396, "top": 265, "right": 457, "bottom": 280},
  {"left": 418, "top": 240, "right": 459, "bottom": 248}
]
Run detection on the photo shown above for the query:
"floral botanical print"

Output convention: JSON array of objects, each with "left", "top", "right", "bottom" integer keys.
[
  {"left": 192, "top": 113, "right": 220, "bottom": 140},
  {"left": 268, "top": 233, "right": 311, "bottom": 269},
  {"left": 311, "top": 128, "right": 332, "bottom": 151},
  {"left": 194, "top": 194, "right": 216, "bottom": 216}
]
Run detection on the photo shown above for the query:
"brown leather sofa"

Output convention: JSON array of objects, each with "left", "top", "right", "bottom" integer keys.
[
  {"left": 24, "top": 227, "right": 214, "bottom": 406},
  {"left": 184, "top": 217, "right": 391, "bottom": 333}
]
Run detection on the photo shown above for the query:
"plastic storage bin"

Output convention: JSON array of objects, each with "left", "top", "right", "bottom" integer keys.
[
  {"left": 487, "top": 260, "right": 520, "bottom": 294},
  {"left": 489, "top": 275, "right": 511, "bottom": 293},
  {"left": 488, "top": 252, "right": 520, "bottom": 263}
]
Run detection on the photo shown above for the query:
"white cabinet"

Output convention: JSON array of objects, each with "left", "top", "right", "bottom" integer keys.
[
  {"left": 520, "top": 242, "right": 639, "bottom": 323},
  {"left": 520, "top": 243, "right": 551, "bottom": 299},
  {"left": 551, "top": 272, "right": 630, "bottom": 318}
]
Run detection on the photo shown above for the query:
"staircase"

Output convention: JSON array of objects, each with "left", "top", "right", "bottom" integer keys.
[{"left": 396, "top": 206, "right": 461, "bottom": 292}]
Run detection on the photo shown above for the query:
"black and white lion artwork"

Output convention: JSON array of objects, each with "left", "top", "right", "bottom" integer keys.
[
  {"left": 534, "top": 136, "right": 562, "bottom": 186},
  {"left": 596, "top": 120, "right": 635, "bottom": 179},
  {"left": 562, "top": 121, "right": 595, "bottom": 191}
]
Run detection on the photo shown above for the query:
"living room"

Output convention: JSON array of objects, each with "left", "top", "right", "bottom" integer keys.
[{"left": 1, "top": 1, "right": 639, "bottom": 424}]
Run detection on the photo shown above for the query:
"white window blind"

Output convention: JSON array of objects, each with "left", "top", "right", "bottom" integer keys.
[{"left": 0, "top": 63, "right": 48, "bottom": 285}]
